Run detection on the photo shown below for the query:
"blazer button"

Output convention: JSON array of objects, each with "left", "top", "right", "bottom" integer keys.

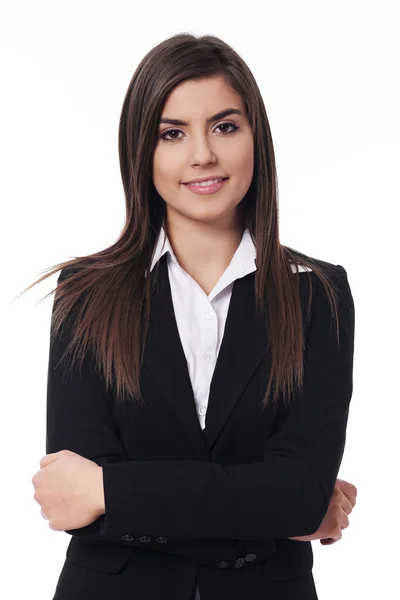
[
  {"left": 245, "top": 553, "right": 257, "bottom": 562},
  {"left": 138, "top": 535, "right": 151, "bottom": 543},
  {"left": 235, "top": 557, "right": 245, "bottom": 568},
  {"left": 156, "top": 536, "right": 168, "bottom": 543},
  {"left": 218, "top": 561, "right": 229, "bottom": 568},
  {"left": 121, "top": 534, "right": 134, "bottom": 542}
]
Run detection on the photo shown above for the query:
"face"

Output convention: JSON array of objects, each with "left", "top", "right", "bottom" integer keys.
[{"left": 152, "top": 75, "right": 254, "bottom": 228}]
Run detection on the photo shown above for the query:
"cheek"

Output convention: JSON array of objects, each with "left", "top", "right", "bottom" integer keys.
[
  {"left": 238, "top": 142, "right": 254, "bottom": 171},
  {"left": 232, "top": 146, "right": 254, "bottom": 189},
  {"left": 152, "top": 153, "right": 183, "bottom": 191}
]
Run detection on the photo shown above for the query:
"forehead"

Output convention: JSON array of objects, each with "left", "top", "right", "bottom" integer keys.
[{"left": 161, "top": 76, "right": 245, "bottom": 119}]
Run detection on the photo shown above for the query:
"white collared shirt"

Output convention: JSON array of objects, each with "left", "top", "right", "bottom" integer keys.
[
  {"left": 149, "top": 227, "right": 311, "bottom": 431},
  {"left": 150, "top": 227, "right": 257, "bottom": 432}
]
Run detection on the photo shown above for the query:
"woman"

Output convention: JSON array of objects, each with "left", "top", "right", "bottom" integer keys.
[{"left": 27, "top": 33, "right": 357, "bottom": 600}]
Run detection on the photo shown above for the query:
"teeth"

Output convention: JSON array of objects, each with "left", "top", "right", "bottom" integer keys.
[{"left": 189, "top": 178, "right": 223, "bottom": 186}]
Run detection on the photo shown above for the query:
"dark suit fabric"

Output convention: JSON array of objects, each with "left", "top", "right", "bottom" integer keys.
[{"left": 46, "top": 254, "right": 355, "bottom": 599}]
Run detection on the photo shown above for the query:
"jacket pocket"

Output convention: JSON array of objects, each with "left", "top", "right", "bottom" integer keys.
[
  {"left": 66, "top": 536, "right": 131, "bottom": 574},
  {"left": 263, "top": 539, "right": 313, "bottom": 581}
]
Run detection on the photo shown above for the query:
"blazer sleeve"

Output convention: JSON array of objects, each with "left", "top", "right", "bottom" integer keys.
[
  {"left": 46, "top": 268, "right": 129, "bottom": 541},
  {"left": 46, "top": 264, "right": 355, "bottom": 544}
]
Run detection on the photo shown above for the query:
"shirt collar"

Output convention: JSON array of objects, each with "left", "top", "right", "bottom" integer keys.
[{"left": 149, "top": 226, "right": 257, "bottom": 278}]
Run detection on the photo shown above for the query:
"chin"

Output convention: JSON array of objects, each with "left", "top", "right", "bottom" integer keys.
[{"left": 186, "top": 205, "right": 236, "bottom": 224}]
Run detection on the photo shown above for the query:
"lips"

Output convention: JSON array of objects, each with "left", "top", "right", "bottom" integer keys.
[
  {"left": 182, "top": 177, "right": 229, "bottom": 195},
  {"left": 183, "top": 177, "right": 229, "bottom": 185}
]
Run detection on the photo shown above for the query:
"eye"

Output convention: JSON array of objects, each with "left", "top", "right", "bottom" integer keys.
[{"left": 159, "top": 122, "right": 239, "bottom": 142}]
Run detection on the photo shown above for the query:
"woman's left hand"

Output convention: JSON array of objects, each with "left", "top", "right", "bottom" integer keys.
[
  {"left": 32, "top": 450, "right": 105, "bottom": 531},
  {"left": 288, "top": 478, "right": 357, "bottom": 544}
]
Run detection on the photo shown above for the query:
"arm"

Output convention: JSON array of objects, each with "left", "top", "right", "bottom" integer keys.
[
  {"left": 47, "top": 265, "right": 354, "bottom": 543},
  {"left": 46, "top": 271, "right": 251, "bottom": 564},
  {"left": 46, "top": 268, "right": 129, "bottom": 540}
]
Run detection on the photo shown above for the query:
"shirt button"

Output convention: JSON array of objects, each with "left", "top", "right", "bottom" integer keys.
[
  {"left": 204, "top": 354, "right": 214, "bottom": 363},
  {"left": 138, "top": 535, "right": 151, "bottom": 543},
  {"left": 121, "top": 534, "right": 134, "bottom": 541},
  {"left": 198, "top": 405, "right": 207, "bottom": 416},
  {"left": 235, "top": 557, "right": 245, "bottom": 568},
  {"left": 245, "top": 553, "right": 257, "bottom": 562},
  {"left": 205, "top": 310, "right": 215, "bottom": 319},
  {"left": 218, "top": 561, "right": 229, "bottom": 568},
  {"left": 156, "top": 536, "right": 168, "bottom": 543}
]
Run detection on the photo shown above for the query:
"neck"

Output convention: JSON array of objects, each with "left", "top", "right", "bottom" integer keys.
[{"left": 165, "top": 209, "right": 245, "bottom": 275}]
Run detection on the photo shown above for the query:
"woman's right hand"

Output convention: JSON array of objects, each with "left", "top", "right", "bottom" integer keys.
[{"left": 288, "top": 478, "right": 357, "bottom": 545}]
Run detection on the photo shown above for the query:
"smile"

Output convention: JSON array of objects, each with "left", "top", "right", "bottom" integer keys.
[{"left": 182, "top": 177, "right": 229, "bottom": 195}]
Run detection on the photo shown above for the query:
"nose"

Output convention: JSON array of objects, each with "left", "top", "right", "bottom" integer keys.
[{"left": 189, "top": 137, "right": 218, "bottom": 167}]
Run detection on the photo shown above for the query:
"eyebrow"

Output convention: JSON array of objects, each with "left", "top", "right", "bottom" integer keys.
[{"left": 158, "top": 108, "right": 243, "bottom": 126}]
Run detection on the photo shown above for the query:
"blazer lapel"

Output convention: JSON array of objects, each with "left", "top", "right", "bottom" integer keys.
[
  {"left": 143, "top": 254, "right": 269, "bottom": 454},
  {"left": 203, "top": 271, "right": 269, "bottom": 449}
]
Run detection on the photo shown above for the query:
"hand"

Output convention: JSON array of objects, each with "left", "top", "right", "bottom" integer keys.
[
  {"left": 32, "top": 450, "right": 105, "bottom": 531},
  {"left": 288, "top": 478, "right": 357, "bottom": 545}
]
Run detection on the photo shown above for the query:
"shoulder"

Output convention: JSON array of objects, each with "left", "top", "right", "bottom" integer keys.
[
  {"left": 57, "top": 265, "right": 81, "bottom": 283},
  {"left": 309, "top": 262, "right": 353, "bottom": 323},
  {"left": 54, "top": 266, "right": 87, "bottom": 314},
  {"left": 290, "top": 255, "right": 352, "bottom": 316},
  {"left": 289, "top": 253, "right": 348, "bottom": 280}
]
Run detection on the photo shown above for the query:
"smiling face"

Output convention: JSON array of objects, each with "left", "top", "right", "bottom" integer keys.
[{"left": 152, "top": 75, "right": 254, "bottom": 227}]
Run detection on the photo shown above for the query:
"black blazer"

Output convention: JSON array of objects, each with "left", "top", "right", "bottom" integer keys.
[{"left": 46, "top": 253, "right": 355, "bottom": 600}]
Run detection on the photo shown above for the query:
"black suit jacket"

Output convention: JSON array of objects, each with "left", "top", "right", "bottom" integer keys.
[{"left": 46, "top": 253, "right": 355, "bottom": 600}]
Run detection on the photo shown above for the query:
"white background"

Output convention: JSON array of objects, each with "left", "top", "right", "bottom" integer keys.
[{"left": 2, "top": 1, "right": 399, "bottom": 598}]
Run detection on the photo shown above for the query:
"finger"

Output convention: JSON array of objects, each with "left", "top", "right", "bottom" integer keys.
[
  {"left": 328, "top": 531, "right": 342, "bottom": 542},
  {"left": 340, "top": 508, "right": 350, "bottom": 530},
  {"left": 338, "top": 479, "right": 357, "bottom": 505},
  {"left": 341, "top": 479, "right": 357, "bottom": 501},
  {"left": 340, "top": 493, "right": 354, "bottom": 516},
  {"left": 321, "top": 537, "right": 338, "bottom": 545},
  {"left": 39, "top": 452, "right": 62, "bottom": 470}
]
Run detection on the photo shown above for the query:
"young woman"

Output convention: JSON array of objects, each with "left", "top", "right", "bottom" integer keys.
[{"left": 27, "top": 33, "right": 357, "bottom": 600}]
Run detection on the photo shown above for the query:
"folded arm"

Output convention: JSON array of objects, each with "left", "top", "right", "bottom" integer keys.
[{"left": 46, "top": 265, "right": 354, "bottom": 545}]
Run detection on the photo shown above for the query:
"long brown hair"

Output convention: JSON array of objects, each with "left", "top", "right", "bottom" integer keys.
[{"left": 18, "top": 33, "right": 345, "bottom": 411}]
